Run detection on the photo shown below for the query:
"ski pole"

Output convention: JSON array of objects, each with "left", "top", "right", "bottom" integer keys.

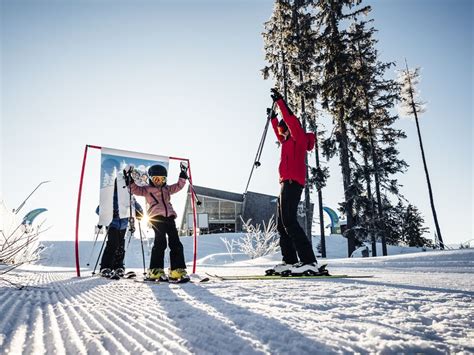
[
  {"left": 138, "top": 222, "right": 147, "bottom": 276},
  {"left": 86, "top": 226, "right": 102, "bottom": 266},
  {"left": 188, "top": 181, "right": 202, "bottom": 206},
  {"left": 127, "top": 171, "right": 136, "bottom": 236},
  {"left": 124, "top": 169, "right": 136, "bottom": 248},
  {"left": 92, "top": 228, "right": 109, "bottom": 275},
  {"left": 255, "top": 102, "right": 276, "bottom": 167},
  {"left": 126, "top": 206, "right": 136, "bottom": 250},
  {"left": 255, "top": 116, "right": 271, "bottom": 166},
  {"left": 244, "top": 101, "right": 276, "bottom": 194},
  {"left": 126, "top": 227, "right": 133, "bottom": 250}
]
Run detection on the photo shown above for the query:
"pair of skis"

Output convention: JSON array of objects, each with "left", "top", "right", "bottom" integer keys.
[
  {"left": 136, "top": 275, "right": 209, "bottom": 284},
  {"left": 207, "top": 274, "right": 373, "bottom": 281},
  {"left": 206, "top": 264, "right": 373, "bottom": 281},
  {"left": 99, "top": 269, "right": 373, "bottom": 283}
]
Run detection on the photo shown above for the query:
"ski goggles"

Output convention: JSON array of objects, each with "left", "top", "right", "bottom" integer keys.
[{"left": 151, "top": 176, "right": 167, "bottom": 185}]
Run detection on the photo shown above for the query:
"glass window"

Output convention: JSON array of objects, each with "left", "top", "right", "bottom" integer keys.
[
  {"left": 186, "top": 198, "right": 193, "bottom": 214},
  {"left": 236, "top": 202, "right": 243, "bottom": 215},
  {"left": 220, "top": 201, "right": 236, "bottom": 220},
  {"left": 206, "top": 199, "right": 219, "bottom": 221}
]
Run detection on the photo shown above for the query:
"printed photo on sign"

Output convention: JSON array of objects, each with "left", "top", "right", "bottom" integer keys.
[{"left": 98, "top": 147, "right": 169, "bottom": 227}]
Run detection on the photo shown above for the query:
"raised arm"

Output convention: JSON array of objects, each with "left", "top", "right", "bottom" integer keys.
[
  {"left": 275, "top": 99, "right": 303, "bottom": 141},
  {"left": 168, "top": 177, "right": 186, "bottom": 195},
  {"left": 130, "top": 181, "right": 148, "bottom": 196}
]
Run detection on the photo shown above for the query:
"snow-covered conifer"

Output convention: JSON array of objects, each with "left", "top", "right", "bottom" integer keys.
[
  {"left": 345, "top": 19, "right": 408, "bottom": 255},
  {"left": 314, "top": 0, "right": 371, "bottom": 256}
]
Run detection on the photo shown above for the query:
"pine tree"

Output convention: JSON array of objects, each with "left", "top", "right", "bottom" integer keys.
[
  {"left": 398, "top": 62, "right": 445, "bottom": 249},
  {"left": 262, "top": 1, "right": 414, "bottom": 258},
  {"left": 345, "top": 19, "right": 407, "bottom": 256},
  {"left": 400, "top": 204, "right": 430, "bottom": 247},
  {"left": 382, "top": 200, "right": 404, "bottom": 245},
  {"left": 263, "top": 0, "right": 326, "bottom": 248},
  {"left": 315, "top": 0, "right": 370, "bottom": 256},
  {"left": 262, "top": 0, "right": 296, "bottom": 101}
]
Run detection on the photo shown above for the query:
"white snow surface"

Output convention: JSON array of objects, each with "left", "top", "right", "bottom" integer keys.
[{"left": 0, "top": 237, "right": 473, "bottom": 354}]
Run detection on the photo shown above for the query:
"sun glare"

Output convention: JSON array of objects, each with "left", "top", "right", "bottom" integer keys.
[{"left": 140, "top": 212, "right": 150, "bottom": 226}]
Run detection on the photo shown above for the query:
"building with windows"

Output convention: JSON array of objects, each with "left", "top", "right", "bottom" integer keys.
[{"left": 180, "top": 185, "right": 312, "bottom": 235}]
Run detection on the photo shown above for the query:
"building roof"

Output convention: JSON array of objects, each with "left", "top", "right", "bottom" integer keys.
[
  {"left": 245, "top": 190, "right": 278, "bottom": 200},
  {"left": 190, "top": 185, "right": 244, "bottom": 203}
]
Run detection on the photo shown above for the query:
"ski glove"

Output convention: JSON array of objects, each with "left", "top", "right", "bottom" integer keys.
[
  {"left": 270, "top": 88, "right": 283, "bottom": 102},
  {"left": 123, "top": 164, "right": 134, "bottom": 173},
  {"left": 123, "top": 164, "right": 135, "bottom": 186},
  {"left": 271, "top": 89, "right": 294, "bottom": 116},
  {"left": 267, "top": 107, "right": 277, "bottom": 120},
  {"left": 179, "top": 162, "right": 188, "bottom": 180},
  {"left": 123, "top": 170, "right": 132, "bottom": 186}
]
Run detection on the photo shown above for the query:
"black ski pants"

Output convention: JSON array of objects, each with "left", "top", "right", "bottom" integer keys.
[
  {"left": 100, "top": 227, "right": 126, "bottom": 270},
  {"left": 149, "top": 218, "right": 186, "bottom": 270},
  {"left": 277, "top": 180, "right": 316, "bottom": 265}
]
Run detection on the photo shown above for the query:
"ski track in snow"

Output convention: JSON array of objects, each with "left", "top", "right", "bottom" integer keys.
[{"left": 1, "top": 251, "right": 474, "bottom": 354}]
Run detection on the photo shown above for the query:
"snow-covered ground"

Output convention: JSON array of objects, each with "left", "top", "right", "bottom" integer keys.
[
  {"left": 37, "top": 232, "right": 431, "bottom": 268},
  {"left": 0, "top": 236, "right": 473, "bottom": 354}
]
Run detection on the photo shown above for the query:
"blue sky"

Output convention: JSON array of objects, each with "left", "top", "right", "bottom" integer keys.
[{"left": 1, "top": 0, "right": 472, "bottom": 245}]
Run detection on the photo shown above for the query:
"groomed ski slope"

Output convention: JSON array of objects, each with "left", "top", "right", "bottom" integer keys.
[{"left": 1, "top": 249, "right": 473, "bottom": 354}]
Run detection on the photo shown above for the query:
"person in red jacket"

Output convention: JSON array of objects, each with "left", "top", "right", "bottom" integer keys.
[{"left": 268, "top": 88, "right": 319, "bottom": 276}]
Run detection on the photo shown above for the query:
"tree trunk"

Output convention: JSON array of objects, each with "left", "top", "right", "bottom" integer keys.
[
  {"left": 297, "top": 71, "right": 312, "bottom": 244},
  {"left": 356, "top": 41, "right": 386, "bottom": 256},
  {"left": 338, "top": 110, "right": 356, "bottom": 257},
  {"left": 412, "top": 108, "right": 444, "bottom": 249},
  {"left": 282, "top": 52, "right": 288, "bottom": 101},
  {"left": 327, "top": 2, "right": 356, "bottom": 257},
  {"left": 303, "top": 123, "right": 313, "bottom": 243},
  {"left": 368, "top": 121, "right": 387, "bottom": 255},
  {"left": 405, "top": 62, "right": 444, "bottom": 249},
  {"left": 314, "top": 121, "right": 327, "bottom": 258},
  {"left": 363, "top": 147, "right": 377, "bottom": 256}
]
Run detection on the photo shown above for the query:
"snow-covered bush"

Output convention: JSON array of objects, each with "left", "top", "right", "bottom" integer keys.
[
  {"left": 0, "top": 201, "right": 46, "bottom": 266},
  {"left": 236, "top": 217, "right": 280, "bottom": 259},
  {"left": 220, "top": 236, "right": 238, "bottom": 262}
]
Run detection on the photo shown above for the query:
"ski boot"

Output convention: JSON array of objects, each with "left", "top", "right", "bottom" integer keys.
[
  {"left": 109, "top": 268, "right": 125, "bottom": 280},
  {"left": 265, "top": 263, "right": 292, "bottom": 276},
  {"left": 99, "top": 268, "right": 113, "bottom": 278},
  {"left": 123, "top": 270, "right": 137, "bottom": 279},
  {"left": 168, "top": 268, "right": 190, "bottom": 283},
  {"left": 284, "top": 262, "right": 328, "bottom": 277},
  {"left": 145, "top": 268, "right": 168, "bottom": 282}
]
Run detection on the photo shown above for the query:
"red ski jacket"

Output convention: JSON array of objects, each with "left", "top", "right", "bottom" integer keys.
[{"left": 271, "top": 99, "right": 315, "bottom": 187}]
